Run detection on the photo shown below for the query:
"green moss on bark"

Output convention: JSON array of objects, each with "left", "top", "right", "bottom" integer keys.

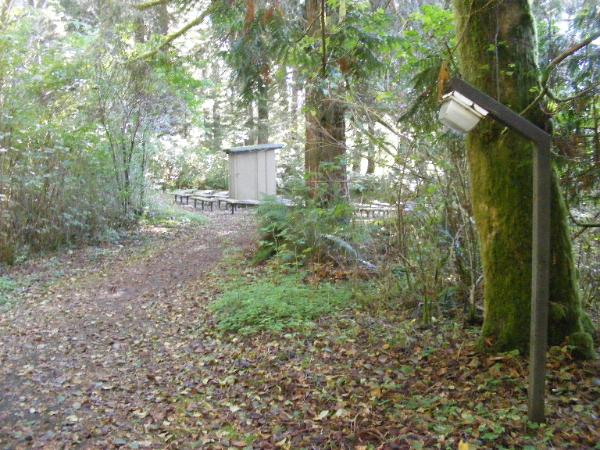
[
  {"left": 568, "top": 332, "right": 595, "bottom": 360},
  {"left": 453, "top": 0, "right": 594, "bottom": 357}
]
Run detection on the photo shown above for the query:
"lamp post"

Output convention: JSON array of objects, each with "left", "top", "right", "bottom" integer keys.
[{"left": 439, "top": 78, "right": 551, "bottom": 423}]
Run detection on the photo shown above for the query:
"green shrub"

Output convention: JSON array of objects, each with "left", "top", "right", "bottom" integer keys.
[
  {"left": 202, "top": 163, "right": 228, "bottom": 190},
  {"left": 210, "top": 274, "right": 352, "bottom": 334},
  {"left": 255, "top": 191, "right": 357, "bottom": 266},
  {"left": 0, "top": 236, "right": 16, "bottom": 265},
  {"left": 142, "top": 192, "right": 207, "bottom": 227},
  {"left": 0, "top": 276, "right": 17, "bottom": 307}
]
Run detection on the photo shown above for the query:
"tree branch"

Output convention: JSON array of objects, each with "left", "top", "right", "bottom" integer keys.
[
  {"left": 135, "top": 0, "right": 171, "bottom": 11},
  {"left": 133, "top": 7, "right": 214, "bottom": 60},
  {"left": 0, "top": 0, "right": 15, "bottom": 28},
  {"left": 546, "top": 81, "right": 600, "bottom": 104},
  {"left": 395, "top": 85, "right": 434, "bottom": 124},
  {"left": 520, "top": 30, "right": 600, "bottom": 116},
  {"left": 543, "top": 31, "right": 600, "bottom": 84}
]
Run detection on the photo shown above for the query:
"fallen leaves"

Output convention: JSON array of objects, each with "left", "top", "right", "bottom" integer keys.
[{"left": 0, "top": 208, "right": 598, "bottom": 449}]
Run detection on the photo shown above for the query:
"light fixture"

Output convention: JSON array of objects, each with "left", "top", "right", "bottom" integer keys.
[
  {"left": 439, "top": 91, "right": 489, "bottom": 134},
  {"left": 439, "top": 78, "right": 552, "bottom": 424}
]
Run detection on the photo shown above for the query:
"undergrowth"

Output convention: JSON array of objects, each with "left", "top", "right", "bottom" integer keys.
[
  {"left": 210, "top": 272, "right": 353, "bottom": 335},
  {"left": 142, "top": 192, "right": 207, "bottom": 227},
  {"left": 0, "top": 276, "right": 18, "bottom": 308}
]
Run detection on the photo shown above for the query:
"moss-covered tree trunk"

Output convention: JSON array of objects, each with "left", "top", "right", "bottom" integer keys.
[{"left": 453, "top": 0, "right": 593, "bottom": 357}]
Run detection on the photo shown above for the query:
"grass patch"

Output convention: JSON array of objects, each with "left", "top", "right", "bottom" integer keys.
[
  {"left": 210, "top": 273, "right": 353, "bottom": 335},
  {"left": 142, "top": 191, "right": 207, "bottom": 227},
  {"left": 0, "top": 276, "right": 18, "bottom": 308}
]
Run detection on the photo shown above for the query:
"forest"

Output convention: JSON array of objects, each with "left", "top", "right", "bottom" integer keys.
[{"left": 0, "top": 0, "right": 598, "bottom": 448}]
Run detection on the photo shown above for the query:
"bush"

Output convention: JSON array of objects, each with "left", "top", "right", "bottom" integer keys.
[
  {"left": 255, "top": 190, "right": 358, "bottom": 266},
  {"left": 142, "top": 191, "right": 207, "bottom": 227},
  {"left": 210, "top": 273, "right": 352, "bottom": 334}
]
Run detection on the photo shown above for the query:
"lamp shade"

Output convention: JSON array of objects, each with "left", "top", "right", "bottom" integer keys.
[{"left": 439, "top": 91, "right": 488, "bottom": 134}]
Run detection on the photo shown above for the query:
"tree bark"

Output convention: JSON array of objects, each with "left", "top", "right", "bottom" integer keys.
[
  {"left": 244, "top": 101, "right": 256, "bottom": 145},
  {"left": 305, "top": 90, "right": 347, "bottom": 198},
  {"left": 210, "top": 62, "right": 222, "bottom": 150},
  {"left": 304, "top": 0, "right": 347, "bottom": 199},
  {"left": 290, "top": 68, "right": 299, "bottom": 139},
  {"left": 257, "top": 82, "right": 269, "bottom": 144},
  {"left": 156, "top": 2, "right": 169, "bottom": 34},
  {"left": 366, "top": 120, "right": 375, "bottom": 174},
  {"left": 453, "top": 0, "right": 594, "bottom": 357}
]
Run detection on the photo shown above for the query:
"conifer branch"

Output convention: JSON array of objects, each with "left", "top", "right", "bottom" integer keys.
[{"left": 135, "top": 0, "right": 171, "bottom": 11}]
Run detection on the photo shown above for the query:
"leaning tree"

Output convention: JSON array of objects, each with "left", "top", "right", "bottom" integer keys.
[{"left": 452, "top": 0, "right": 595, "bottom": 357}]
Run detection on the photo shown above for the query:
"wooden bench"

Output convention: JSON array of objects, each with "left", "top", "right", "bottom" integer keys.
[
  {"left": 213, "top": 193, "right": 230, "bottom": 209},
  {"left": 191, "top": 196, "right": 215, "bottom": 211},
  {"left": 225, "top": 198, "right": 261, "bottom": 214},
  {"left": 174, "top": 190, "right": 195, "bottom": 205},
  {"left": 354, "top": 204, "right": 395, "bottom": 218}
]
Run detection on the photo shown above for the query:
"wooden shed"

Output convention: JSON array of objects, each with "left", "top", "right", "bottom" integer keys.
[{"left": 224, "top": 143, "right": 283, "bottom": 200}]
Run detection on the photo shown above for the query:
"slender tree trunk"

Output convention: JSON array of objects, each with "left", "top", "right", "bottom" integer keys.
[
  {"left": 453, "top": 0, "right": 593, "bottom": 357},
  {"left": 139, "top": 135, "right": 147, "bottom": 208},
  {"left": 290, "top": 68, "right": 299, "bottom": 139},
  {"left": 351, "top": 140, "right": 361, "bottom": 173},
  {"left": 211, "top": 62, "right": 222, "bottom": 150},
  {"left": 366, "top": 120, "right": 375, "bottom": 174},
  {"left": 157, "top": 2, "right": 169, "bottom": 34},
  {"left": 245, "top": 101, "right": 256, "bottom": 145},
  {"left": 257, "top": 82, "right": 269, "bottom": 144},
  {"left": 593, "top": 99, "right": 599, "bottom": 166}
]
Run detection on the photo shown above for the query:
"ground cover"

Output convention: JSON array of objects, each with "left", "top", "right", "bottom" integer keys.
[{"left": 0, "top": 200, "right": 597, "bottom": 449}]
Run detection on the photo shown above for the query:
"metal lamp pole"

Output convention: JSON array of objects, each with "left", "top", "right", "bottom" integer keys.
[{"left": 443, "top": 79, "right": 552, "bottom": 423}]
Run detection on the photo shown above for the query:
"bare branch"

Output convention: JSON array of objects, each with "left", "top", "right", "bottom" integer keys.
[{"left": 135, "top": 0, "right": 171, "bottom": 11}]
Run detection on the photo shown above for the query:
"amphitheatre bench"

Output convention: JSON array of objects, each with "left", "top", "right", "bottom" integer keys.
[
  {"left": 191, "top": 196, "right": 215, "bottom": 211},
  {"left": 225, "top": 198, "right": 261, "bottom": 214},
  {"left": 354, "top": 204, "right": 395, "bottom": 218},
  {"left": 174, "top": 191, "right": 195, "bottom": 205}
]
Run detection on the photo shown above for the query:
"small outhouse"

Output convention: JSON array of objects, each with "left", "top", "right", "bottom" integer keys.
[{"left": 224, "top": 143, "right": 283, "bottom": 200}]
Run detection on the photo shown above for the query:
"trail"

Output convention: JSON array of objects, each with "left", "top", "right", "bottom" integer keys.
[{"left": 0, "top": 208, "right": 256, "bottom": 449}]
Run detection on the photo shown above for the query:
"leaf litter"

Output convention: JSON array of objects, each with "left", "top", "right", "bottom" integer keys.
[{"left": 0, "top": 207, "right": 598, "bottom": 449}]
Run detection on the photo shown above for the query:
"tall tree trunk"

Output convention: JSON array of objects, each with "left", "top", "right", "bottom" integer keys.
[
  {"left": 257, "top": 82, "right": 269, "bottom": 144},
  {"left": 305, "top": 90, "right": 347, "bottom": 198},
  {"left": 244, "top": 101, "right": 256, "bottom": 145},
  {"left": 453, "top": 0, "right": 593, "bottom": 357},
  {"left": 304, "top": 0, "right": 347, "bottom": 199},
  {"left": 593, "top": 99, "right": 599, "bottom": 167},
  {"left": 351, "top": 141, "right": 361, "bottom": 173},
  {"left": 211, "top": 62, "right": 222, "bottom": 150},
  {"left": 366, "top": 120, "right": 375, "bottom": 174},
  {"left": 156, "top": 2, "right": 169, "bottom": 34},
  {"left": 290, "top": 68, "right": 299, "bottom": 139}
]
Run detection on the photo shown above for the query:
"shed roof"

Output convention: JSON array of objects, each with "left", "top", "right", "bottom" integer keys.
[{"left": 224, "top": 143, "right": 284, "bottom": 154}]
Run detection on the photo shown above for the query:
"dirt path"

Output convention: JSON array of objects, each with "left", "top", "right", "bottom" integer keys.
[{"left": 0, "top": 208, "right": 257, "bottom": 449}]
